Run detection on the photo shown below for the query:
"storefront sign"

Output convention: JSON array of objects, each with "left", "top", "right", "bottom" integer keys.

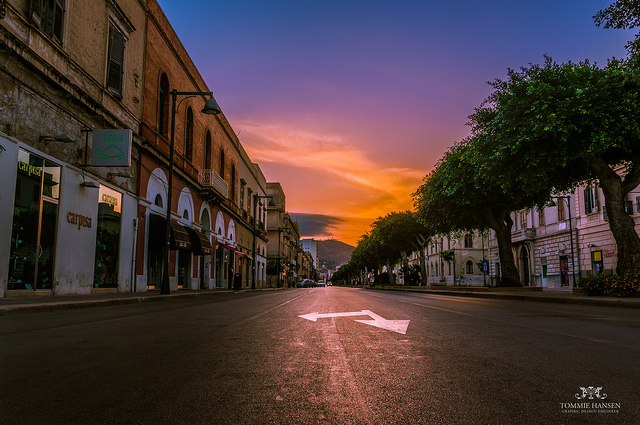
[
  {"left": 99, "top": 185, "right": 122, "bottom": 213},
  {"left": 67, "top": 212, "right": 92, "bottom": 229},
  {"left": 17, "top": 161, "right": 42, "bottom": 178},
  {"left": 91, "top": 129, "right": 132, "bottom": 167}
]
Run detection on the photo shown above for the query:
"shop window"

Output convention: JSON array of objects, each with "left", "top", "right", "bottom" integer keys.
[
  {"left": 591, "top": 251, "right": 603, "bottom": 275},
  {"left": 9, "top": 149, "right": 60, "bottom": 290},
  {"left": 31, "top": 0, "right": 65, "bottom": 44},
  {"left": 94, "top": 186, "right": 122, "bottom": 288},
  {"left": 106, "top": 24, "right": 126, "bottom": 98}
]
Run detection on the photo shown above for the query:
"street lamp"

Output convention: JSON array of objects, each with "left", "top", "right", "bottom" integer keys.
[
  {"left": 547, "top": 196, "right": 576, "bottom": 288},
  {"left": 252, "top": 194, "right": 275, "bottom": 289},
  {"left": 161, "top": 90, "right": 221, "bottom": 295}
]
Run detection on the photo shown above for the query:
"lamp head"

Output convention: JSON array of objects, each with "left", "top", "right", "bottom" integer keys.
[{"left": 202, "top": 98, "right": 222, "bottom": 115}]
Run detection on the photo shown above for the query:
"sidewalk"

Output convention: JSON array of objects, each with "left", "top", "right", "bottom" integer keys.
[
  {"left": 365, "top": 285, "right": 640, "bottom": 309},
  {"left": 0, "top": 288, "right": 280, "bottom": 316}
]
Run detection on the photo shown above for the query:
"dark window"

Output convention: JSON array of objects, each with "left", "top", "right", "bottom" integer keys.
[
  {"left": 220, "top": 150, "right": 225, "bottom": 179},
  {"left": 466, "top": 261, "right": 473, "bottom": 274},
  {"left": 584, "top": 187, "right": 598, "bottom": 214},
  {"left": 158, "top": 74, "right": 170, "bottom": 138},
  {"left": 464, "top": 233, "right": 473, "bottom": 248},
  {"left": 185, "top": 107, "right": 194, "bottom": 161},
  {"left": 107, "top": 24, "right": 126, "bottom": 98},
  {"left": 205, "top": 131, "right": 212, "bottom": 169},
  {"left": 557, "top": 201, "right": 565, "bottom": 221},
  {"left": 31, "top": 0, "right": 65, "bottom": 44}
]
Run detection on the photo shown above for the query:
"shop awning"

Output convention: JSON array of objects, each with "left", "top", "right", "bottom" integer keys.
[
  {"left": 170, "top": 221, "right": 191, "bottom": 251},
  {"left": 218, "top": 242, "right": 247, "bottom": 257},
  {"left": 186, "top": 227, "right": 212, "bottom": 255}
]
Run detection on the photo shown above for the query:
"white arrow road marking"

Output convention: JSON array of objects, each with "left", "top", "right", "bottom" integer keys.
[{"left": 298, "top": 310, "right": 410, "bottom": 334}]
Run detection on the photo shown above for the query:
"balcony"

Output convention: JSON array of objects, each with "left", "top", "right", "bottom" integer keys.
[
  {"left": 512, "top": 228, "right": 536, "bottom": 242},
  {"left": 198, "top": 169, "right": 228, "bottom": 201}
]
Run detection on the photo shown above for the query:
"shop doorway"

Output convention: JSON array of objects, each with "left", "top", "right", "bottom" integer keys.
[
  {"left": 8, "top": 149, "right": 60, "bottom": 290},
  {"left": 147, "top": 214, "right": 165, "bottom": 289},
  {"left": 559, "top": 255, "right": 569, "bottom": 287}
]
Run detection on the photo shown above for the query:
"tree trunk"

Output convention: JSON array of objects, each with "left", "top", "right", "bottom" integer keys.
[
  {"left": 386, "top": 260, "right": 394, "bottom": 284},
  {"left": 599, "top": 177, "right": 640, "bottom": 274},
  {"left": 418, "top": 246, "right": 428, "bottom": 286},
  {"left": 484, "top": 211, "right": 521, "bottom": 286}
]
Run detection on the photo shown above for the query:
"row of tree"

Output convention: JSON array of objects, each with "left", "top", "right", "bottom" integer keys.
[{"left": 333, "top": 1, "right": 640, "bottom": 287}]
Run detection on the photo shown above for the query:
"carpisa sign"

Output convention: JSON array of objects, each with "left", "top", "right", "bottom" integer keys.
[{"left": 91, "top": 129, "right": 132, "bottom": 167}]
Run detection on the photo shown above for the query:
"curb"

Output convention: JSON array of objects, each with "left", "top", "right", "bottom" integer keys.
[{"left": 364, "top": 286, "right": 640, "bottom": 309}]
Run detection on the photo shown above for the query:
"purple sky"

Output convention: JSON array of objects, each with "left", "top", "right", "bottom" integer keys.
[{"left": 157, "top": 0, "right": 632, "bottom": 245}]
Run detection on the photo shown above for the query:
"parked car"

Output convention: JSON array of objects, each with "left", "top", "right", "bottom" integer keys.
[
  {"left": 317, "top": 281, "right": 326, "bottom": 287},
  {"left": 297, "top": 279, "right": 316, "bottom": 288}
]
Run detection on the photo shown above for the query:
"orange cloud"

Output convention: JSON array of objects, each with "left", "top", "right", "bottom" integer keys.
[{"left": 237, "top": 120, "right": 429, "bottom": 244}]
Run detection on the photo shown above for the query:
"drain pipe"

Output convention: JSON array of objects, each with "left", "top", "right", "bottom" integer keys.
[{"left": 131, "top": 217, "right": 138, "bottom": 292}]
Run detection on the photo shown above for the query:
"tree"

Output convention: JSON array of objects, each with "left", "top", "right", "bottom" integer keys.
[
  {"left": 371, "top": 211, "right": 431, "bottom": 285},
  {"left": 594, "top": 1, "right": 640, "bottom": 56},
  {"left": 414, "top": 138, "right": 537, "bottom": 286},
  {"left": 471, "top": 57, "right": 640, "bottom": 275}
]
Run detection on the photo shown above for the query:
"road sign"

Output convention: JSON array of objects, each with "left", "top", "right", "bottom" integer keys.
[{"left": 299, "top": 310, "right": 410, "bottom": 334}]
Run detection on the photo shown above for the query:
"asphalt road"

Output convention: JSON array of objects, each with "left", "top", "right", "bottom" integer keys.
[{"left": 1, "top": 287, "right": 638, "bottom": 424}]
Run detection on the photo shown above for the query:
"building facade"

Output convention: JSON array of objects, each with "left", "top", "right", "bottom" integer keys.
[
  {"left": 0, "top": 0, "right": 146, "bottom": 297},
  {"left": 0, "top": 0, "right": 282, "bottom": 297}
]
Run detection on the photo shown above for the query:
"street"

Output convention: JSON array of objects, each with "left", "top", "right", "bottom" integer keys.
[{"left": 1, "top": 287, "right": 639, "bottom": 424}]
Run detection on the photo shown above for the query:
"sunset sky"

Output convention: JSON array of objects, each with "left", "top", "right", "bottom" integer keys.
[{"left": 156, "top": 0, "right": 632, "bottom": 246}]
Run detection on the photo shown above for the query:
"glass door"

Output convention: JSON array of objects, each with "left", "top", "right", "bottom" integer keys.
[{"left": 8, "top": 150, "right": 60, "bottom": 290}]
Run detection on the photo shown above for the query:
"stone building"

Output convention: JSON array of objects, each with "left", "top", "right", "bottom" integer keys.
[
  {"left": 0, "top": 0, "right": 281, "bottom": 296},
  {"left": 266, "top": 182, "right": 302, "bottom": 287},
  {"left": 484, "top": 182, "right": 640, "bottom": 288},
  {"left": 0, "top": 0, "right": 146, "bottom": 296}
]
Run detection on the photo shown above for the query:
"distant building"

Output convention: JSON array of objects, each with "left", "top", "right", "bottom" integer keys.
[{"left": 301, "top": 239, "right": 318, "bottom": 269}]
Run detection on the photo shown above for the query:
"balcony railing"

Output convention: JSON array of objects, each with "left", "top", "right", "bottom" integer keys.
[
  {"left": 198, "top": 169, "right": 228, "bottom": 198},
  {"left": 512, "top": 228, "right": 536, "bottom": 242}
]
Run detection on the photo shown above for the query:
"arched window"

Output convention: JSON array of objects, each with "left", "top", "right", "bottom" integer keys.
[
  {"left": 220, "top": 149, "right": 225, "bottom": 179},
  {"left": 185, "top": 107, "right": 194, "bottom": 161},
  {"left": 183, "top": 210, "right": 189, "bottom": 220},
  {"left": 466, "top": 261, "right": 474, "bottom": 274},
  {"left": 158, "top": 74, "right": 170, "bottom": 138},
  {"left": 154, "top": 194, "right": 163, "bottom": 207},
  {"left": 231, "top": 165, "right": 236, "bottom": 201},
  {"left": 205, "top": 131, "right": 212, "bottom": 169}
]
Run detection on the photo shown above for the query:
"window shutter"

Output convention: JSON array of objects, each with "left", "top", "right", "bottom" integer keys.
[
  {"left": 53, "top": 0, "right": 64, "bottom": 42},
  {"left": 43, "top": 0, "right": 55, "bottom": 36},
  {"left": 30, "top": 0, "right": 44, "bottom": 26},
  {"left": 107, "top": 26, "right": 125, "bottom": 97}
]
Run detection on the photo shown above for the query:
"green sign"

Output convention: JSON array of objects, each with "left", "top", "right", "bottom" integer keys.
[{"left": 91, "top": 129, "right": 132, "bottom": 167}]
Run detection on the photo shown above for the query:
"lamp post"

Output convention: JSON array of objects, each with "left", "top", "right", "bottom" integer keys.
[
  {"left": 547, "top": 196, "right": 576, "bottom": 288},
  {"left": 161, "top": 90, "right": 221, "bottom": 295},
  {"left": 251, "top": 194, "right": 275, "bottom": 289},
  {"left": 276, "top": 226, "right": 292, "bottom": 288}
]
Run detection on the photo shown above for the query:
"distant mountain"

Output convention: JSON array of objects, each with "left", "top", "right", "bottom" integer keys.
[{"left": 317, "top": 240, "right": 355, "bottom": 271}]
